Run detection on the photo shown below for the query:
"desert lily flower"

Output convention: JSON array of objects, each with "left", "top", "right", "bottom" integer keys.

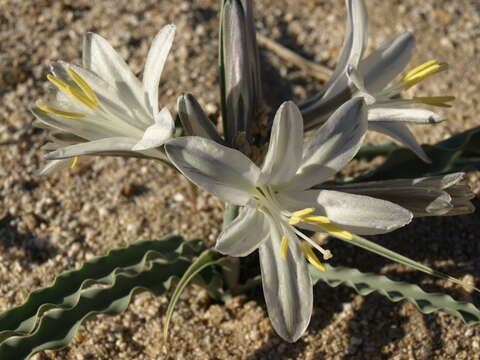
[
  {"left": 325, "top": 173, "right": 476, "bottom": 217},
  {"left": 300, "top": 0, "right": 453, "bottom": 163},
  {"left": 165, "top": 99, "right": 413, "bottom": 342},
  {"left": 33, "top": 25, "right": 176, "bottom": 175}
]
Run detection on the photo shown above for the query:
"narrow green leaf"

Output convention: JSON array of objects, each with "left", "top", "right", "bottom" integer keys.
[
  {"left": 333, "top": 233, "right": 475, "bottom": 291},
  {"left": 311, "top": 264, "right": 480, "bottom": 324},
  {"left": 163, "top": 249, "right": 223, "bottom": 338},
  {"left": 0, "top": 260, "right": 191, "bottom": 360},
  {"left": 354, "top": 142, "right": 398, "bottom": 161}
]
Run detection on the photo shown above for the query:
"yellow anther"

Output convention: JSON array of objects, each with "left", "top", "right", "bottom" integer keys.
[
  {"left": 288, "top": 217, "right": 301, "bottom": 225},
  {"left": 402, "top": 59, "right": 439, "bottom": 81},
  {"left": 67, "top": 68, "right": 99, "bottom": 107},
  {"left": 402, "top": 60, "right": 449, "bottom": 90},
  {"left": 413, "top": 96, "right": 455, "bottom": 108},
  {"left": 300, "top": 243, "right": 326, "bottom": 271},
  {"left": 47, "top": 74, "right": 97, "bottom": 110},
  {"left": 36, "top": 101, "right": 85, "bottom": 119},
  {"left": 70, "top": 156, "right": 79, "bottom": 169},
  {"left": 317, "top": 223, "right": 353, "bottom": 241},
  {"left": 280, "top": 235, "right": 289, "bottom": 260},
  {"left": 303, "top": 215, "right": 331, "bottom": 225},
  {"left": 289, "top": 208, "right": 316, "bottom": 225},
  {"left": 292, "top": 208, "right": 316, "bottom": 218}
]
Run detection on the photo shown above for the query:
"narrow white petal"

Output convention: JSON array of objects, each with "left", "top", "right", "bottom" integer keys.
[
  {"left": 261, "top": 102, "right": 303, "bottom": 186},
  {"left": 278, "top": 189, "right": 412, "bottom": 235},
  {"left": 215, "top": 203, "right": 269, "bottom": 256},
  {"left": 143, "top": 24, "right": 175, "bottom": 114},
  {"left": 348, "top": 0, "right": 368, "bottom": 67},
  {"left": 259, "top": 222, "right": 312, "bottom": 342},
  {"left": 132, "top": 108, "right": 174, "bottom": 151},
  {"left": 369, "top": 121, "right": 431, "bottom": 163},
  {"left": 359, "top": 32, "right": 415, "bottom": 93},
  {"left": 46, "top": 137, "right": 138, "bottom": 159},
  {"left": 290, "top": 98, "right": 367, "bottom": 191},
  {"left": 165, "top": 136, "right": 260, "bottom": 205},
  {"left": 82, "top": 32, "right": 149, "bottom": 116},
  {"left": 32, "top": 108, "right": 107, "bottom": 141},
  {"left": 368, "top": 107, "right": 445, "bottom": 124}
]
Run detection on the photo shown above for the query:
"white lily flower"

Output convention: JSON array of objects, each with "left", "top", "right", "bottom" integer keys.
[
  {"left": 165, "top": 99, "right": 413, "bottom": 342},
  {"left": 33, "top": 25, "right": 177, "bottom": 175},
  {"left": 300, "top": 0, "right": 453, "bottom": 163}
]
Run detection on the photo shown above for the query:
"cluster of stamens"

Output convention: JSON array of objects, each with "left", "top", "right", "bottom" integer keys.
[
  {"left": 399, "top": 59, "right": 455, "bottom": 107},
  {"left": 37, "top": 68, "right": 99, "bottom": 119},
  {"left": 36, "top": 68, "right": 99, "bottom": 169},
  {"left": 282, "top": 206, "right": 355, "bottom": 271}
]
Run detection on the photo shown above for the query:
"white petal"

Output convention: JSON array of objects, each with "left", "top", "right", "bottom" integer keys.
[
  {"left": 369, "top": 121, "right": 431, "bottom": 163},
  {"left": 348, "top": 0, "right": 369, "bottom": 67},
  {"left": 132, "top": 108, "right": 174, "bottom": 151},
  {"left": 300, "top": 0, "right": 367, "bottom": 130},
  {"left": 368, "top": 107, "right": 445, "bottom": 124},
  {"left": 82, "top": 33, "right": 149, "bottom": 118},
  {"left": 359, "top": 32, "right": 415, "bottom": 93},
  {"left": 259, "top": 222, "right": 312, "bottom": 342},
  {"left": 289, "top": 98, "right": 367, "bottom": 191},
  {"left": 215, "top": 203, "right": 269, "bottom": 256},
  {"left": 46, "top": 137, "right": 138, "bottom": 159},
  {"left": 278, "top": 189, "right": 412, "bottom": 235},
  {"left": 32, "top": 108, "right": 108, "bottom": 141},
  {"left": 165, "top": 136, "right": 260, "bottom": 205},
  {"left": 261, "top": 102, "right": 303, "bottom": 186},
  {"left": 143, "top": 24, "right": 175, "bottom": 114}
]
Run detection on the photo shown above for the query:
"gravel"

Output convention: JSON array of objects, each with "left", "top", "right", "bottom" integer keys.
[{"left": 1, "top": 0, "right": 479, "bottom": 359}]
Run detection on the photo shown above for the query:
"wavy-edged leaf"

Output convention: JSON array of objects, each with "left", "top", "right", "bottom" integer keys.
[
  {"left": 0, "top": 236, "right": 203, "bottom": 342},
  {"left": 0, "top": 260, "right": 191, "bottom": 360},
  {"left": 311, "top": 264, "right": 480, "bottom": 324},
  {"left": 355, "top": 126, "right": 480, "bottom": 181}
]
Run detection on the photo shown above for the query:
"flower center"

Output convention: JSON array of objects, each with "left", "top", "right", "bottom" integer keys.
[{"left": 252, "top": 187, "right": 353, "bottom": 271}]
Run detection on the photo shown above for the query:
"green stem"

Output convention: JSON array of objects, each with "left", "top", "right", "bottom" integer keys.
[{"left": 221, "top": 203, "right": 240, "bottom": 292}]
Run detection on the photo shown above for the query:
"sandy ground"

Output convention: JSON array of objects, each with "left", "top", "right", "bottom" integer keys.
[{"left": 1, "top": 0, "right": 480, "bottom": 359}]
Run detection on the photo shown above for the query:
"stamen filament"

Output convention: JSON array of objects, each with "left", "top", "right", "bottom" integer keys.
[
  {"left": 293, "top": 228, "right": 333, "bottom": 260},
  {"left": 300, "top": 243, "right": 326, "bottom": 271},
  {"left": 36, "top": 101, "right": 85, "bottom": 119},
  {"left": 47, "top": 74, "right": 97, "bottom": 109},
  {"left": 67, "top": 68, "right": 99, "bottom": 107},
  {"left": 280, "top": 235, "right": 289, "bottom": 260}
]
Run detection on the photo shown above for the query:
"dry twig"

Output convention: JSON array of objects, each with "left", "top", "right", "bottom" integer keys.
[{"left": 256, "top": 32, "right": 332, "bottom": 82}]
